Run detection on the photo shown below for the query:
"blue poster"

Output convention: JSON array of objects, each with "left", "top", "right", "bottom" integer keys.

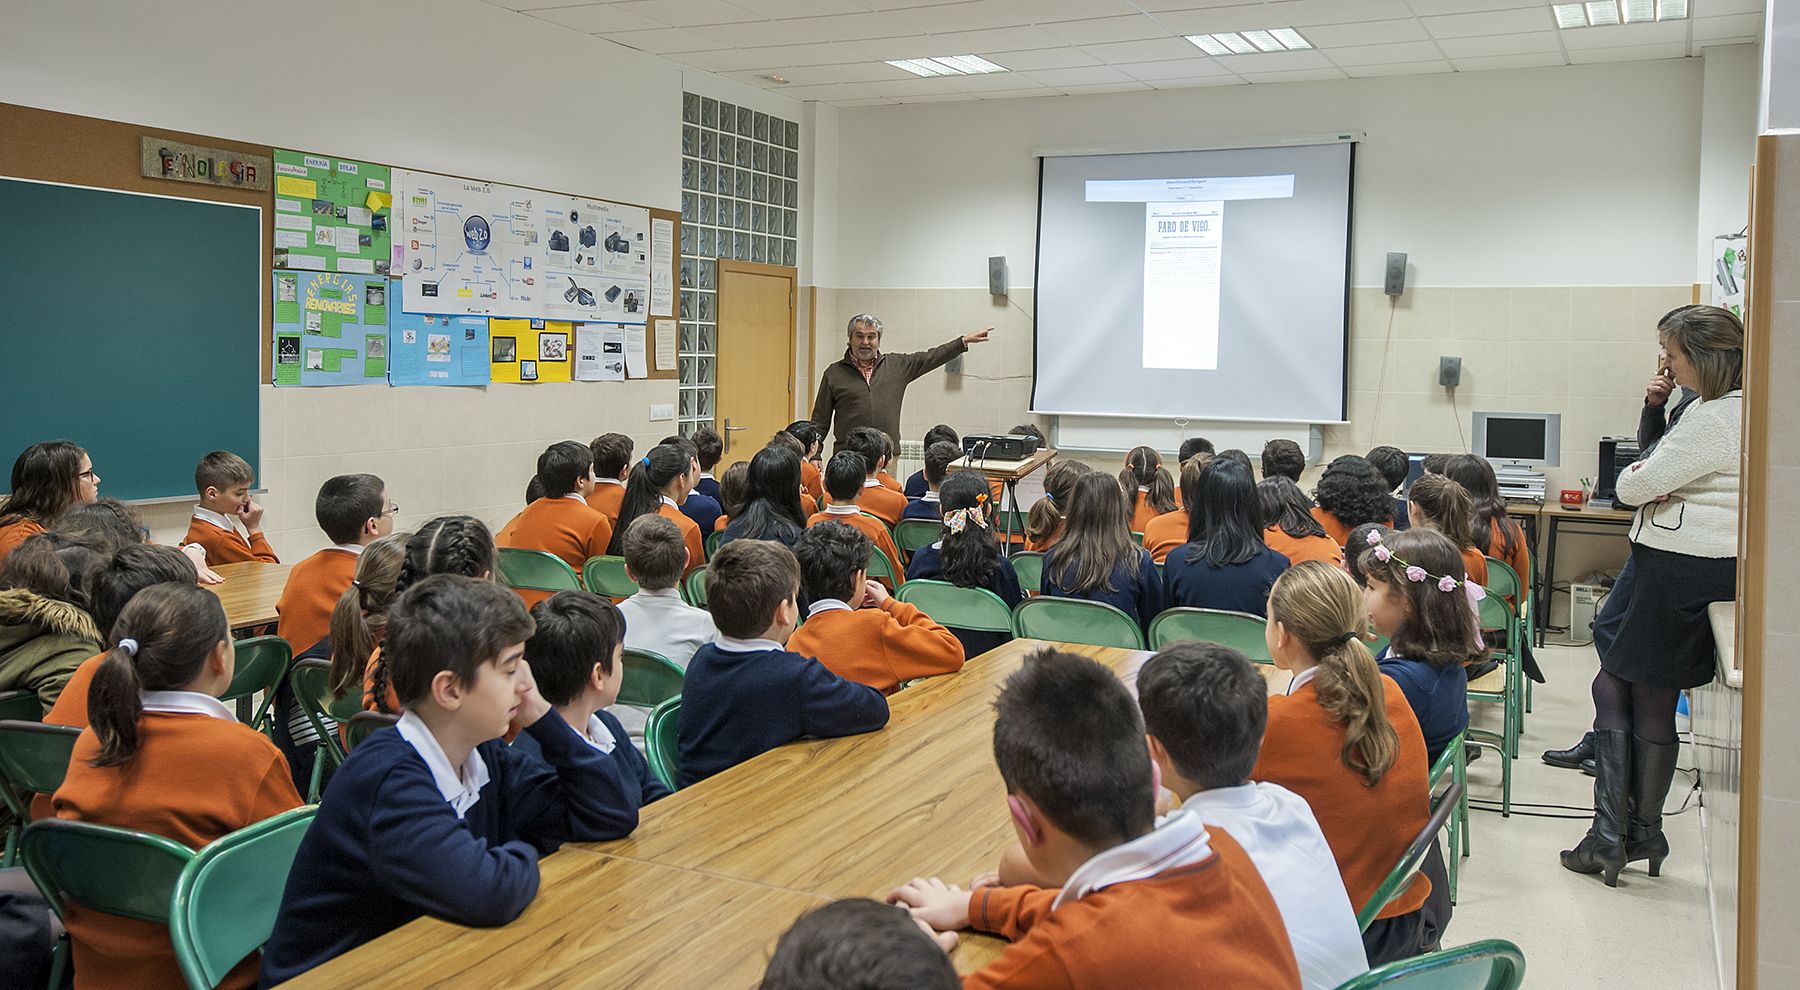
[
  {"left": 271, "top": 271, "right": 389, "bottom": 386},
  {"left": 389, "top": 293, "right": 490, "bottom": 386}
]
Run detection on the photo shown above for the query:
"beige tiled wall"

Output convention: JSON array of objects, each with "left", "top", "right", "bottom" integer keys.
[{"left": 136, "top": 380, "right": 679, "bottom": 560}]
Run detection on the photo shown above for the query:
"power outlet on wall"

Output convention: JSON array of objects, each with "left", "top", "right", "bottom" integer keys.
[{"left": 648, "top": 403, "right": 674, "bottom": 421}]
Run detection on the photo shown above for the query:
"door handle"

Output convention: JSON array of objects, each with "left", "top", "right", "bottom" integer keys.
[{"left": 724, "top": 417, "right": 747, "bottom": 454}]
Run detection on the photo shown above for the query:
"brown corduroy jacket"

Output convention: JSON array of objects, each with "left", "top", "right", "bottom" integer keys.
[{"left": 810, "top": 337, "right": 967, "bottom": 447}]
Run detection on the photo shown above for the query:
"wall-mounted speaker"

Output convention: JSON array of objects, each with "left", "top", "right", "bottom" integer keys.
[
  {"left": 1438, "top": 356, "right": 1462, "bottom": 388},
  {"left": 1384, "top": 252, "right": 1407, "bottom": 297},
  {"left": 988, "top": 256, "right": 1007, "bottom": 296}
]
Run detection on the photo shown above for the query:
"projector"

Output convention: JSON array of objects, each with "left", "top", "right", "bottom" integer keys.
[{"left": 963, "top": 434, "right": 1041, "bottom": 461}]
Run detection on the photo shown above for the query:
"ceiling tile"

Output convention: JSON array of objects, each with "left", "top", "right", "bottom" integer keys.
[
  {"left": 1023, "top": 65, "right": 1138, "bottom": 87},
  {"left": 496, "top": 0, "right": 614, "bottom": 9},
  {"left": 1691, "top": 13, "right": 1766, "bottom": 41},
  {"left": 1149, "top": 6, "right": 1286, "bottom": 36},
  {"left": 1209, "top": 49, "right": 1335, "bottom": 72},
  {"left": 967, "top": 87, "right": 1065, "bottom": 99},
  {"left": 1120, "top": 58, "right": 1237, "bottom": 81},
  {"left": 1077, "top": 37, "right": 1201, "bottom": 64},
  {"left": 729, "top": 61, "right": 912, "bottom": 86},
  {"left": 728, "top": 41, "right": 875, "bottom": 65},
  {"left": 1056, "top": 81, "right": 1157, "bottom": 94},
  {"left": 1040, "top": 15, "right": 1172, "bottom": 46},
  {"left": 1325, "top": 40, "right": 1447, "bottom": 66},
  {"left": 1568, "top": 42, "right": 1692, "bottom": 63},
  {"left": 894, "top": 92, "right": 981, "bottom": 103},
  {"left": 728, "top": 0, "right": 865, "bottom": 15},
  {"left": 687, "top": 18, "right": 826, "bottom": 47},
  {"left": 1403, "top": 0, "right": 1543, "bottom": 14},
  {"left": 609, "top": 0, "right": 760, "bottom": 27},
  {"left": 1449, "top": 51, "right": 1568, "bottom": 70},
  {"left": 1434, "top": 31, "right": 1562, "bottom": 57},
  {"left": 830, "top": 97, "right": 901, "bottom": 107},
  {"left": 523, "top": 4, "right": 668, "bottom": 33},
  {"left": 671, "top": 48, "right": 793, "bottom": 71},
  {"left": 914, "top": 25, "right": 1069, "bottom": 54},
  {"left": 1300, "top": 19, "right": 1431, "bottom": 47},
  {"left": 1238, "top": 66, "right": 1351, "bottom": 83},
  {"left": 988, "top": 47, "right": 1104, "bottom": 71},
  {"left": 883, "top": 1, "right": 1037, "bottom": 34},
  {"left": 986, "top": 0, "right": 1146, "bottom": 23},
  {"left": 1147, "top": 75, "right": 1250, "bottom": 90},
  {"left": 1343, "top": 60, "right": 1455, "bottom": 77},
  {"left": 1421, "top": 7, "right": 1554, "bottom": 39},
  {"left": 780, "top": 11, "right": 921, "bottom": 41},
  {"left": 954, "top": 70, "right": 1052, "bottom": 91},
  {"left": 1559, "top": 19, "right": 1690, "bottom": 49},
  {"left": 1698, "top": 0, "right": 1766, "bottom": 13},
  {"left": 860, "top": 0, "right": 986, "bottom": 8},
  {"left": 1130, "top": 0, "right": 1262, "bottom": 10},
  {"left": 603, "top": 26, "right": 726, "bottom": 53},
  {"left": 1266, "top": 0, "right": 1417, "bottom": 27}
]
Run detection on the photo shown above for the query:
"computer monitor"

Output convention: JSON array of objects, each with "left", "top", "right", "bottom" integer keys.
[
  {"left": 1401, "top": 453, "right": 1429, "bottom": 496},
  {"left": 1472, "top": 411, "right": 1561, "bottom": 468}
]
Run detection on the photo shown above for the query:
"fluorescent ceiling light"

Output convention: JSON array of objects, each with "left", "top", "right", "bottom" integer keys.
[
  {"left": 1269, "top": 28, "right": 1312, "bottom": 51},
  {"left": 1552, "top": 3, "right": 1587, "bottom": 28},
  {"left": 1585, "top": 2, "right": 1620, "bottom": 25},
  {"left": 1241, "top": 29, "right": 1283, "bottom": 53},
  {"left": 1620, "top": 0, "right": 1655, "bottom": 22},
  {"left": 1658, "top": 0, "right": 1687, "bottom": 17},
  {"left": 1184, "top": 28, "right": 1312, "bottom": 55},
  {"left": 886, "top": 54, "right": 1007, "bottom": 77},
  {"left": 1554, "top": 0, "right": 1689, "bottom": 28},
  {"left": 1185, "top": 34, "right": 1234, "bottom": 56}
]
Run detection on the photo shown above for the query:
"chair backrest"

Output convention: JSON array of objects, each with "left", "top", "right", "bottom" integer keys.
[
  {"left": 1334, "top": 938, "right": 1525, "bottom": 990},
  {"left": 1356, "top": 781, "right": 1464, "bottom": 931},
  {"left": 645, "top": 697, "right": 681, "bottom": 791},
  {"left": 618, "top": 649, "right": 685, "bottom": 709},
  {"left": 895, "top": 580, "right": 1013, "bottom": 635},
  {"left": 286, "top": 659, "right": 348, "bottom": 753},
  {"left": 1483, "top": 557, "right": 1522, "bottom": 600},
  {"left": 1147, "top": 607, "right": 1272, "bottom": 662},
  {"left": 170, "top": 806, "right": 317, "bottom": 990},
  {"left": 1012, "top": 597, "right": 1146, "bottom": 650},
  {"left": 682, "top": 566, "right": 709, "bottom": 607},
  {"left": 1477, "top": 593, "right": 1518, "bottom": 643},
  {"left": 1131, "top": 531, "right": 1145, "bottom": 546},
  {"left": 220, "top": 635, "right": 292, "bottom": 731},
  {"left": 0, "top": 721, "right": 83, "bottom": 821},
  {"left": 496, "top": 547, "right": 582, "bottom": 593},
  {"left": 1429, "top": 730, "right": 1466, "bottom": 790},
  {"left": 582, "top": 555, "right": 640, "bottom": 599},
  {"left": 345, "top": 711, "right": 398, "bottom": 750},
  {"left": 1010, "top": 551, "right": 1045, "bottom": 595},
  {"left": 20, "top": 817, "right": 194, "bottom": 923},
  {"left": 0, "top": 690, "right": 41, "bottom": 723},
  {"left": 893, "top": 519, "right": 940, "bottom": 558},
  {"left": 703, "top": 529, "right": 723, "bottom": 559},
  {"left": 864, "top": 544, "right": 899, "bottom": 584}
]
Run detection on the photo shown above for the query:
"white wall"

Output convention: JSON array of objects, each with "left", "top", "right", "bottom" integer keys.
[
  {"left": 1764, "top": 0, "right": 1800, "bottom": 130},
  {"left": 832, "top": 59, "right": 1704, "bottom": 290},
  {"left": 1699, "top": 45, "right": 1763, "bottom": 283}
]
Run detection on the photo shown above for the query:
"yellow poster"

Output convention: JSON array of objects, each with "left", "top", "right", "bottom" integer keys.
[{"left": 490, "top": 319, "right": 574, "bottom": 384}]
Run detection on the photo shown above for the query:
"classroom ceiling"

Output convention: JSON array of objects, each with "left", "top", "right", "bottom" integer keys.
[{"left": 486, "top": 0, "right": 1764, "bottom": 105}]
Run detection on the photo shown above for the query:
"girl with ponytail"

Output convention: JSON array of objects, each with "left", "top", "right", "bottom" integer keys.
[
  {"left": 54, "top": 581, "right": 301, "bottom": 990},
  {"left": 1257, "top": 560, "right": 1446, "bottom": 965},
  {"left": 1024, "top": 459, "right": 1087, "bottom": 552},
  {"left": 606, "top": 443, "right": 703, "bottom": 572},
  {"left": 1118, "top": 445, "right": 1176, "bottom": 534},
  {"left": 364, "top": 517, "right": 496, "bottom": 714},
  {"left": 1404, "top": 473, "right": 1488, "bottom": 588}
]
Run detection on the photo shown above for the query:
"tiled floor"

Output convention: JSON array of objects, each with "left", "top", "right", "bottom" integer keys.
[{"left": 1451, "top": 641, "right": 1718, "bottom": 988}]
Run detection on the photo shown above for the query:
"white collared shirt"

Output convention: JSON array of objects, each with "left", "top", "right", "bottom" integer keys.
[
  {"left": 328, "top": 542, "right": 366, "bottom": 556},
  {"left": 807, "top": 598, "right": 853, "bottom": 619},
  {"left": 824, "top": 503, "right": 861, "bottom": 516},
  {"left": 578, "top": 713, "right": 619, "bottom": 755},
  {"left": 861, "top": 478, "right": 883, "bottom": 488},
  {"left": 1179, "top": 784, "right": 1369, "bottom": 990},
  {"left": 561, "top": 493, "right": 589, "bottom": 505},
  {"left": 919, "top": 491, "right": 941, "bottom": 503},
  {"left": 611, "top": 588, "right": 717, "bottom": 747},
  {"left": 699, "top": 472, "right": 715, "bottom": 481},
  {"left": 191, "top": 506, "right": 239, "bottom": 533},
  {"left": 395, "top": 710, "right": 490, "bottom": 819},
  {"left": 596, "top": 477, "right": 624, "bottom": 487},
  {"left": 661, "top": 495, "right": 682, "bottom": 509},
  {"left": 1051, "top": 808, "right": 1215, "bottom": 911},
  {"left": 713, "top": 634, "right": 786, "bottom": 653},
  {"left": 141, "top": 690, "right": 237, "bottom": 721},
  {"left": 1286, "top": 665, "right": 1320, "bottom": 695}
]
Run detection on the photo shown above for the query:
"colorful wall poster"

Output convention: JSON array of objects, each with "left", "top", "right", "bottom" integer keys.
[
  {"left": 389, "top": 301, "right": 490, "bottom": 386},
  {"left": 272, "top": 271, "right": 390, "bottom": 386},
  {"left": 490, "top": 319, "right": 573, "bottom": 384},
  {"left": 539, "top": 194, "right": 651, "bottom": 323},
  {"left": 393, "top": 169, "right": 542, "bottom": 319},
  {"left": 272, "top": 150, "right": 391, "bottom": 275},
  {"left": 575, "top": 323, "right": 626, "bottom": 381}
]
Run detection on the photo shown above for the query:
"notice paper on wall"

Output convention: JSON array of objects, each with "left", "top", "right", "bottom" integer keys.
[
  {"left": 653, "top": 318, "right": 676, "bottom": 371},
  {"left": 650, "top": 218, "right": 674, "bottom": 316},
  {"left": 625, "top": 325, "right": 647, "bottom": 378},
  {"left": 490, "top": 318, "right": 573, "bottom": 384},
  {"left": 389, "top": 304, "right": 490, "bottom": 387},
  {"left": 272, "top": 150, "right": 391, "bottom": 275},
  {"left": 575, "top": 323, "right": 626, "bottom": 381},
  {"left": 272, "top": 270, "right": 390, "bottom": 386}
]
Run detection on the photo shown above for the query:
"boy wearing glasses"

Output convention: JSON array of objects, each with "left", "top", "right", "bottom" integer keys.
[{"left": 276, "top": 473, "right": 394, "bottom": 655}]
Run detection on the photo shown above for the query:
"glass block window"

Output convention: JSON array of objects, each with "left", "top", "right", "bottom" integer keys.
[{"left": 678, "top": 92, "right": 801, "bottom": 437}]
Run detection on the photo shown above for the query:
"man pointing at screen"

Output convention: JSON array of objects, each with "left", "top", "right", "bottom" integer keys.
[{"left": 810, "top": 313, "right": 991, "bottom": 448}]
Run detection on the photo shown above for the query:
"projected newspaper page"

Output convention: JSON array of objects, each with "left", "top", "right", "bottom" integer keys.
[{"left": 1144, "top": 201, "right": 1223, "bottom": 369}]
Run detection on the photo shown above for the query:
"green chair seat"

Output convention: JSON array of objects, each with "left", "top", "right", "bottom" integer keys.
[
  {"left": 618, "top": 649, "right": 685, "bottom": 709},
  {"left": 497, "top": 547, "right": 582, "bottom": 593},
  {"left": 286, "top": 659, "right": 348, "bottom": 802},
  {"left": 895, "top": 580, "right": 1013, "bottom": 636},
  {"left": 582, "top": 555, "right": 640, "bottom": 599},
  {"left": 1147, "top": 607, "right": 1271, "bottom": 662},
  {"left": 646, "top": 697, "right": 682, "bottom": 791},
  {"left": 683, "top": 567, "right": 709, "bottom": 607},
  {"left": 1333, "top": 938, "right": 1524, "bottom": 989},
  {"left": 0, "top": 690, "right": 41, "bottom": 723},
  {"left": 345, "top": 711, "right": 398, "bottom": 750},
  {"left": 1356, "top": 781, "right": 1463, "bottom": 931},
  {"left": 1012, "top": 597, "right": 1145, "bottom": 650},
  {"left": 0, "top": 720, "right": 83, "bottom": 867},
  {"left": 219, "top": 635, "right": 291, "bottom": 734},
  {"left": 170, "top": 806, "right": 316, "bottom": 990},
  {"left": 1010, "top": 552, "right": 1045, "bottom": 595},
  {"left": 704, "top": 529, "right": 723, "bottom": 559},
  {"left": 893, "top": 519, "right": 940, "bottom": 560}
]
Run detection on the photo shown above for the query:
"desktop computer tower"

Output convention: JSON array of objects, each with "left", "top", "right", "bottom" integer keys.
[{"left": 1593, "top": 437, "right": 1641, "bottom": 508}]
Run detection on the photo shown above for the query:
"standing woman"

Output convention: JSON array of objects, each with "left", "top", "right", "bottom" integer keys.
[
  {"left": 1562, "top": 305, "right": 1742, "bottom": 886},
  {"left": 0, "top": 441, "right": 100, "bottom": 563}
]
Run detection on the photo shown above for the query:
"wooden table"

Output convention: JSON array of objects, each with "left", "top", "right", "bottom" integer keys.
[
  {"left": 202, "top": 560, "right": 291, "bottom": 630},
  {"left": 1504, "top": 500, "right": 1634, "bottom": 646},
  {"left": 281, "top": 639, "right": 1291, "bottom": 988},
  {"left": 948, "top": 447, "right": 1058, "bottom": 551}
]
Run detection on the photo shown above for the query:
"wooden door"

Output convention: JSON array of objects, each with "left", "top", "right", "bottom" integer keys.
[{"left": 715, "top": 260, "right": 796, "bottom": 461}]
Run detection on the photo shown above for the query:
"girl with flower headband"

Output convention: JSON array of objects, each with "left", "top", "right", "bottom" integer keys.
[
  {"left": 1257, "top": 561, "right": 1447, "bottom": 966},
  {"left": 1356, "top": 528, "right": 1476, "bottom": 766},
  {"left": 905, "top": 472, "right": 1022, "bottom": 658},
  {"left": 55, "top": 581, "right": 303, "bottom": 990}
]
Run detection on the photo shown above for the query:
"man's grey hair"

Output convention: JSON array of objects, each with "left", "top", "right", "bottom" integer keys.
[{"left": 846, "top": 313, "right": 883, "bottom": 337}]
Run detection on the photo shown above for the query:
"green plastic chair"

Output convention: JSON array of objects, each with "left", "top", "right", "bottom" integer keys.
[
  {"left": 894, "top": 519, "right": 940, "bottom": 560},
  {"left": 1333, "top": 938, "right": 1524, "bottom": 990},
  {"left": 0, "top": 720, "right": 82, "bottom": 867},
  {"left": 1429, "top": 730, "right": 1470, "bottom": 904},
  {"left": 1146, "top": 607, "right": 1272, "bottom": 662},
  {"left": 0, "top": 690, "right": 40, "bottom": 722},
  {"left": 896, "top": 580, "right": 1014, "bottom": 638},
  {"left": 170, "top": 806, "right": 316, "bottom": 990},
  {"left": 220, "top": 635, "right": 290, "bottom": 734},
  {"left": 864, "top": 545, "right": 901, "bottom": 586},
  {"left": 619, "top": 649, "right": 685, "bottom": 709},
  {"left": 286, "top": 659, "right": 348, "bottom": 802},
  {"left": 646, "top": 697, "right": 682, "bottom": 791},
  {"left": 1485, "top": 556, "right": 1531, "bottom": 714},
  {"left": 1355, "top": 781, "right": 1462, "bottom": 931},
  {"left": 704, "top": 529, "right": 723, "bottom": 559},
  {"left": 1010, "top": 551, "right": 1044, "bottom": 595},
  {"left": 1131, "top": 531, "right": 1146, "bottom": 546},
  {"left": 1012, "top": 597, "right": 1145, "bottom": 650},
  {"left": 345, "top": 711, "right": 398, "bottom": 750},
  {"left": 1467, "top": 594, "right": 1520, "bottom": 816},
  {"left": 683, "top": 566, "right": 709, "bottom": 607},
  {"left": 21, "top": 817, "right": 197, "bottom": 989},
  {"left": 497, "top": 547, "right": 582, "bottom": 593},
  {"left": 582, "top": 555, "right": 640, "bottom": 599}
]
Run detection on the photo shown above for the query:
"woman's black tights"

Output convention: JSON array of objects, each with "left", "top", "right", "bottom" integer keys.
[{"left": 1591, "top": 668, "right": 1680, "bottom": 745}]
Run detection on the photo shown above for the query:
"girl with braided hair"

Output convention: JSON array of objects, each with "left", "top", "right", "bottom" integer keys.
[{"left": 363, "top": 517, "right": 497, "bottom": 714}]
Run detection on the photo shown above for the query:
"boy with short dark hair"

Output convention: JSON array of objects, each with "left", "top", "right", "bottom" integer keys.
[
  {"left": 810, "top": 451, "right": 905, "bottom": 583},
  {"left": 612, "top": 514, "right": 717, "bottom": 744},
  {"left": 679, "top": 539, "right": 888, "bottom": 787},
  {"left": 788, "top": 521, "right": 962, "bottom": 694},
  {"left": 1262, "top": 439, "right": 1307, "bottom": 484},
  {"left": 1365, "top": 445, "right": 1411, "bottom": 531},
  {"left": 1138, "top": 643, "right": 1369, "bottom": 990},
  {"left": 691, "top": 427, "right": 725, "bottom": 503},
  {"left": 1179, "top": 436, "right": 1215, "bottom": 463},
  {"left": 498, "top": 442, "right": 615, "bottom": 602},
  {"left": 260, "top": 574, "right": 640, "bottom": 984},
  {"left": 586, "top": 432, "right": 635, "bottom": 522},
  {"left": 902, "top": 441, "right": 961, "bottom": 521},
  {"left": 889, "top": 648, "right": 1300, "bottom": 989},
  {"left": 842, "top": 428, "right": 908, "bottom": 525},
  {"left": 904, "top": 424, "right": 960, "bottom": 498},
  {"left": 276, "top": 473, "right": 392, "bottom": 655},
  {"left": 516, "top": 590, "right": 669, "bottom": 807},
  {"left": 183, "top": 449, "right": 278, "bottom": 564},
  {"left": 762, "top": 898, "right": 960, "bottom": 990}
]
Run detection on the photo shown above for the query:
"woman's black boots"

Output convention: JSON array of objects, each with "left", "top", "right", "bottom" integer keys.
[
  {"left": 1561, "top": 729, "right": 1631, "bottom": 886},
  {"left": 1626, "top": 736, "right": 1681, "bottom": 877}
]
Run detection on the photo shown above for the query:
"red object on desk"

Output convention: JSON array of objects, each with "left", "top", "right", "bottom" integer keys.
[{"left": 1560, "top": 489, "right": 1585, "bottom": 506}]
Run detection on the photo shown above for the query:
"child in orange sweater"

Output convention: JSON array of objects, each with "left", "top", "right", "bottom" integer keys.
[
  {"left": 53, "top": 582, "right": 303, "bottom": 990},
  {"left": 789, "top": 521, "right": 962, "bottom": 694},
  {"left": 277, "top": 473, "right": 393, "bottom": 654},
  {"left": 809, "top": 451, "right": 905, "bottom": 586},
  {"left": 1404, "top": 473, "right": 1487, "bottom": 589},
  {"left": 585, "top": 433, "right": 634, "bottom": 523},
  {"left": 1120, "top": 445, "right": 1177, "bottom": 534},
  {"left": 843, "top": 428, "right": 908, "bottom": 525},
  {"left": 182, "top": 450, "right": 279, "bottom": 565},
  {"left": 1259, "top": 476, "right": 1345, "bottom": 569},
  {"left": 1142, "top": 455, "right": 1205, "bottom": 563},
  {"left": 604, "top": 442, "right": 703, "bottom": 574},
  {"left": 889, "top": 647, "right": 1300, "bottom": 989},
  {"left": 1023, "top": 459, "right": 1087, "bottom": 554},
  {"left": 499, "top": 441, "right": 616, "bottom": 595},
  {"left": 0, "top": 441, "right": 99, "bottom": 564}
]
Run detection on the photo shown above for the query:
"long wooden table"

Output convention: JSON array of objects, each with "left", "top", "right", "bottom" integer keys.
[
  {"left": 1504, "top": 500, "right": 1635, "bottom": 645},
  {"left": 280, "top": 640, "right": 1291, "bottom": 989},
  {"left": 203, "top": 560, "right": 291, "bottom": 630}
]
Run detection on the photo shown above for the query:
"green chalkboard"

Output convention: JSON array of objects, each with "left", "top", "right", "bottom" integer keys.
[{"left": 0, "top": 177, "right": 261, "bottom": 502}]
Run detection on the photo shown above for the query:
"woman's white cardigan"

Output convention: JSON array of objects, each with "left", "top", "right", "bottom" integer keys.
[{"left": 1616, "top": 390, "right": 1741, "bottom": 559}]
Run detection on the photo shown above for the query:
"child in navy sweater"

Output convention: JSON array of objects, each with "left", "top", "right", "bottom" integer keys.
[
  {"left": 1041, "top": 471, "right": 1164, "bottom": 633},
  {"left": 679, "top": 538, "right": 889, "bottom": 787},
  {"left": 904, "top": 425, "right": 960, "bottom": 500},
  {"left": 514, "top": 590, "right": 670, "bottom": 807},
  {"left": 902, "top": 441, "right": 961, "bottom": 521},
  {"left": 1355, "top": 528, "right": 1474, "bottom": 766},
  {"left": 905, "top": 471, "right": 1021, "bottom": 657},
  {"left": 259, "top": 575, "right": 640, "bottom": 986}
]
